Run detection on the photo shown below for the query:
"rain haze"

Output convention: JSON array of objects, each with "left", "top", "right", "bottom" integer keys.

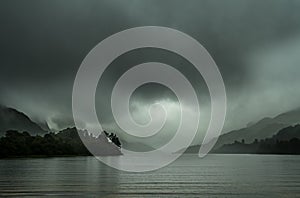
[{"left": 1, "top": 0, "right": 300, "bottom": 146}]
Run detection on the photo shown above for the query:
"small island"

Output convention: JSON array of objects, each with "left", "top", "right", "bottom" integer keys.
[{"left": 0, "top": 127, "right": 122, "bottom": 158}]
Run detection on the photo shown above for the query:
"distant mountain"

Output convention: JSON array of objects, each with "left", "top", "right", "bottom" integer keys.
[
  {"left": 213, "top": 108, "right": 300, "bottom": 149},
  {"left": 181, "top": 108, "right": 300, "bottom": 153},
  {"left": 214, "top": 125, "right": 300, "bottom": 154},
  {"left": 35, "top": 120, "right": 51, "bottom": 132},
  {"left": 0, "top": 105, "right": 47, "bottom": 136},
  {"left": 272, "top": 124, "right": 300, "bottom": 141}
]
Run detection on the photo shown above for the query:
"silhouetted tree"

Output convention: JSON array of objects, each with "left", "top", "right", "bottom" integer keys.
[{"left": 0, "top": 128, "right": 122, "bottom": 158}]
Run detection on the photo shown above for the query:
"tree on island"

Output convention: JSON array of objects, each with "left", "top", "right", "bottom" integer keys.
[
  {"left": 103, "top": 131, "right": 121, "bottom": 148},
  {"left": 0, "top": 128, "right": 122, "bottom": 158}
]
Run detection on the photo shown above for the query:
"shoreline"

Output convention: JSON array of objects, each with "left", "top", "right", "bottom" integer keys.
[{"left": 1, "top": 153, "right": 299, "bottom": 160}]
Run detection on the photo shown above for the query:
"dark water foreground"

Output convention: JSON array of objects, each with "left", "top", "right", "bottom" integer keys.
[{"left": 0, "top": 154, "right": 299, "bottom": 197}]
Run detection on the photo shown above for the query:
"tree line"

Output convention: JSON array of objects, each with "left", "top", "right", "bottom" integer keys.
[
  {"left": 0, "top": 128, "right": 121, "bottom": 158},
  {"left": 215, "top": 137, "right": 300, "bottom": 154}
]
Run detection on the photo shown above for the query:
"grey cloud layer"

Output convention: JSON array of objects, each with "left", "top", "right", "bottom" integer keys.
[{"left": 1, "top": 0, "right": 300, "bottom": 144}]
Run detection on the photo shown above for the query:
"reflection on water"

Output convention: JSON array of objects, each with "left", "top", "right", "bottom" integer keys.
[{"left": 0, "top": 154, "right": 299, "bottom": 197}]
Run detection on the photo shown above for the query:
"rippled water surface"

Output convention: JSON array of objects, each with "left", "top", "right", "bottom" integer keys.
[{"left": 0, "top": 154, "right": 299, "bottom": 197}]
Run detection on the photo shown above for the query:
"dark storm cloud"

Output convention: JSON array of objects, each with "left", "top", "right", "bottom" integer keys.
[
  {"left": 1, "top": 0, "right": 300, "bottom": 134},
  {"left": 2, "top": 0, "right": 300, "bottom": 85},
  {"left": 0, "top": 0, "right": 128, "bottom": 83}
]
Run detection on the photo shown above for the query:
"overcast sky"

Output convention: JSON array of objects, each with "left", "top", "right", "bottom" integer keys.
[{"left": 1, "top": 0, "right": 300, "bottom": 146}]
